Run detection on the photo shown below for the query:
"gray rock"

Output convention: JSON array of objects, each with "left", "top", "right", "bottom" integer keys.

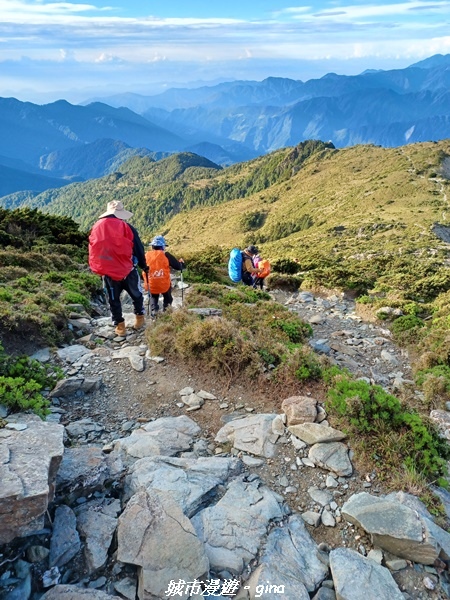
[
  {"left": 312, "top": 589, "right": 336, "bottom": 600},
  {"left": 30, "top": 347, "right": 52, "bottom": 362},
  {"left": 281, "top": 396, "right": 317, "bottom": 426},
  {"left": 114, "top": 577, "right": 137, "bottom": 599},
  {"left": 197, "top": 390, "right": 217, "bottom": 400},
  {"left": 50, "top": 377, "right": 87, "bottom": 398},
  {"left": 129, "top": 354, "right": 145, "bottom": 371},
  {"left": 50, "top": 506, "right": 81, "bottom": 567},
  {"left": 183, "top": 393, "right": 205, "bottom": 408},
  {"left": 6, "top": 559, "right": 32, "bottom": 600},
  {"left": 111, "top": 346, "right": 143, "bottom": 360},
  {"left": 301, "top": 511, "right": 322, "bottom": 527},
  {"left": 272, "top": 414, "right": 286, "bottom": 435},
  {"left": 56, "top": 345, "right": 92, "bottom": 364},
  {"left": 385, "top": 559, "right": 408, "bottom": 571},
  {"left": 115, "top": 415, "right": 201, "bottom": 462},
  {"left": 40, "top": 585, "right": 117, "bottom": 599},
  {"left": 342, "top": 493, "right": 439, "bottom": 565},
  {"left": 65, "top": 418, "right": 103, "bottom": 439},
  {"left": 215, "top": 414, "right": 279, "bottom": 458},
  {"left": 289, "top": 422, "right": 346, "bottom": 445},
  {"left": 192, "top": 477, "right": 283, "bottom": 575},
  {"left": 0, "top": 415, "right": 64, "bottom": 544},
  {"left": 237, "top": 515, "right": 327, "bottom": 599},
  {"left": 26, "top": 545, "right": 50, "bottom": 563},
  {"left": 179, "top": 386, "right": 195, "bottom": 396},
  {"left": 126, "top": 455, "right": 242, "bottom": 517},
  {"left": 367, "top": 549, "right": 383, "bottom": 564},
  {"left": 308, "top": 442, "right": 353, "bottom": 477},
  {"left": 308, "top": 487, "right": 333, "bottom": 506},
  {"left": 76, "top": 506, "right": 117, "bottom": 573},
  {"left": 330, "top": 547, "right": 404, "bottom": 599},
  {"left": 321, "top": 509, "right": 336, "bottom": 527},
  {"left": 241, "top": 455, "right": 264, "bottom": 467},
  {"left": 56, "top": 447, "right": 123, "bottom": 495},
  {"left": 386, "top": 491, "right": 450, "bottom": 562},
  {"left": 326, "top": 475, "right": 339, "bottom": 488},
  {"left": 117, "top": 489, "right": 208, "bottom": 600}
]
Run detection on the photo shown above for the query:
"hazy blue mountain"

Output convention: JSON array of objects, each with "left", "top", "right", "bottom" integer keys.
[
  {"left": 0, "top": 164, "right": 69, "bottom": 200},
  {"left": 139, "top": 62, "right": 450, "bottom": 152},
  {"left": 1, "top": 54, "right": 450, "bottom": 201},
  {"left": 0, "top": 98, "right": 185, "bottom": 168},
  {"left": 39, "top": 138, "right": 161, "bottom": 179}
]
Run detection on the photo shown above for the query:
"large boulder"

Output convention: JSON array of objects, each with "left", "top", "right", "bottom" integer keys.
[
  {"left": 330, "top": 547, "right": 404, "bottom": 599},
  {"left": 342, "top": 493, "right": 439, "bottom": 565},
  {"left": 281, "top": 395, "right": 317, "bottom": 425},
  {"left": 192, "top": 477, "right": 284, "bottom": 575},
  {"left": 126, "top": 455, "right": 242, "bottom": 517},
  {"left": 308, "top": 442, "right": 352, "bottom": 477},
  {"left": 0, "top": 416, "right": 64, "bottom": 544},
  {"left": 115, "top": 415, "right": 201, "bottom": 462},
  {"left": 288, "top": 423, "right": 346, "bottom": 445},
  {"left": 117, "top": 489, "right": 208, "bottom": 600},
  {"left": 236, "top": 515, "right": 328, "bottom": 599},
  {"left": 215, "top": 414, "right": 278, "bottom": 458}
]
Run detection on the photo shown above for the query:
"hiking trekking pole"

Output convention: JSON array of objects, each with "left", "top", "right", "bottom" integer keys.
[
  {"left": 180, "top": 268, "right": 184, "bottom": 307},
  {"left": 144, "top": 270, "right": 151, "bottom": 316}
]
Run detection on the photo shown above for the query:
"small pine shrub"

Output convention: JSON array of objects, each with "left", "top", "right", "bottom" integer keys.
[
  {"left": 0, "top": 343, "right": 62, "bottom": 418},
  {"left": 0, "top": 377, "right": 50, "bottom": 418},
  {"left": 326, "top": 376, "right": 450, "bottom": 479},
  {"left": 391, "top": 315, "right": 424, "bottom": 335}
]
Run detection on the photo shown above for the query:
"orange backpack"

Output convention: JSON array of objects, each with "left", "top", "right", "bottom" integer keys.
[
  {"left": 144, "top": 250, "right": 171, "bottom": 294},
  {"left": 257, "top": 259, "right": 271, "bottom": 279}
]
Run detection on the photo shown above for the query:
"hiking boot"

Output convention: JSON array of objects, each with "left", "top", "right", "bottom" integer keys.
[
  {"left": 134, "top": 314, "right": 146, "bottom": 329},
  {"left": 115, "top": 321, "right": 126, "bottom": 336}
]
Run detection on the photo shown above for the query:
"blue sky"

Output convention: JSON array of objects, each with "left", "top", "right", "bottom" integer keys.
[{"left": 1, "top": 0, "right": 449, "bottom": 103}]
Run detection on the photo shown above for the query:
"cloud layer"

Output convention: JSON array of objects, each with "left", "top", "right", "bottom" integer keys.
[{"left": 1, "top": 1, "right": 449, "bottom": 102}]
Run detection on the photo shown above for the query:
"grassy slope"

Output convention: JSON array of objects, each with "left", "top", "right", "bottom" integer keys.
[{"left": 164, "top": 142, "right": 450, "bottom": 262}]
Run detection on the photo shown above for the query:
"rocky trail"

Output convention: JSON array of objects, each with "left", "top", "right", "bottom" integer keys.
[{"left": 2, "top": 282, "right": 450, "bottom": 600}]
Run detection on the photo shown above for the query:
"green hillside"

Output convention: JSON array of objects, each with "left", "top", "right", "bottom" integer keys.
[
  {"left": 0, "top": 141, "right": 333, "bottom": 240},
  {"left": 165, "top": 141, "right": 450, "bottom": 258}
]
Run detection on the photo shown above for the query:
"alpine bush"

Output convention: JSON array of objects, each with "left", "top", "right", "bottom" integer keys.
[{"left": 326, "top": 376, "right": 449, "bottom": 479}]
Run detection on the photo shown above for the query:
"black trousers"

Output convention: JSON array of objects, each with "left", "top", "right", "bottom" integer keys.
[
  {"left": 150, "top": 288, "right": 173, "bottom": 314},
  {"left": 242, "top": 272, "right": 254, "bottom": 286},
  {"left": 104, "top": 268, "right": 144, "bottom": 325}
]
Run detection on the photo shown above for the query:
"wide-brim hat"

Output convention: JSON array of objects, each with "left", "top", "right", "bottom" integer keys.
[{"left": 99, "top": 200, "right": 132, "bottom": 221}]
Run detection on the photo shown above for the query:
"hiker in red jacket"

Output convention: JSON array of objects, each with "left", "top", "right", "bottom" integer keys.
[
  {"left": 143, "top": 235, "right": 184, "bottom": 317},
  {"left": 88, "top": 201, "right": 148, "bottom": 336}
]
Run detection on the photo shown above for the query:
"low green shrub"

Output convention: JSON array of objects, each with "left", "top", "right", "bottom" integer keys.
[
  {"left": 0, "top": 343, "right": 62, "bottom": 418},
  {"left": 391, "top": 315, "right": 425, "bottom": 335},
  {"left": 326, "top": 376, "right": 450, "bottom": 479},
  {"left": 0, "top": 377, "right": 50, "bottom": 419}
]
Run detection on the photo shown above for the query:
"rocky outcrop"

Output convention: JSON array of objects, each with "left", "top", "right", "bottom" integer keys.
[
  {"left": 342, "top": 492, "right": 440, "bottom": 565},
  {"left": 115, "top": 415, "right": 201, "bottom": 462},
  {"left": 236, "top": 515, "right": 328, "bottom": 599},
  {"left": 126, "top": 455, "right": 242, "bottom": 517},
  {"left": 191, "top": 477, "right": 284, "bottom": 575},
  {"left": 330, "top": 547, "right": 404, "bottom": 599},
  {"left": 215, "top": 414, "right": 278, "bottom": 457},
  {"left": 117, "top": 489, "right": 209, "bottom": 600},
  {"left": 0, "top": 415, "right": 64, "bottom": 544}
]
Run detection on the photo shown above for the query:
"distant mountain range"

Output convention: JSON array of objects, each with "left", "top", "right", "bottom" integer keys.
[{"left": 1, "top": 53, "right": 450, "bottom": 199}]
